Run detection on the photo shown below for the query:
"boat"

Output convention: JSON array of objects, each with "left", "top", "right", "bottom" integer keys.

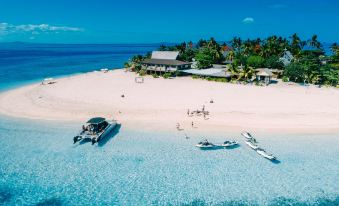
[
  {"left": 221, "top": 140, "right": 238, "bottom": 148},
  {"left": 244, "top": 139, "right": 259, "bottom": 150},
  {"left": 241, "top": 132, "right": 257, "bottom": 143},
  {"left": 256, "top": 148, "right": 276, "bottom": 160},
  {"left": 195, "top": 140, "right": 218, "bottom": 149},
  {"left": 241, "top": 132, "right": 253, "bottom": 139},
  {"left": 73, "top": 117, "right": 117, "bottom": 145}
]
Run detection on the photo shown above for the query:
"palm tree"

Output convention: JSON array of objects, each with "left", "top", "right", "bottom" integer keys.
[
  {"left": 231, "top": 37, "right": 242, "bottom": 55},
  {"left": 290, "top": 33, "right": 302, "bottom": 55},
  {"left": 308, "top": 35, "right": 322, "bottom": 49},
  {"left": 237, "top": 66, "right": 255, "bottom": 82},
  {"left": 227, "top": 50, "right": 235, "bottom": 61}
]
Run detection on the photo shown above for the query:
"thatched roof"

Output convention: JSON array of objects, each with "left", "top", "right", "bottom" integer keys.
[
  {"left": 256, "top": 68, "right": 273, "bottom": 77},
  {"left": 151, "top": 51, "right": 179, "bottom": 60}
]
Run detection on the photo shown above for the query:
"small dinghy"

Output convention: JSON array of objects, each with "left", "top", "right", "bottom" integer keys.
[
  {"left": 245, "top": 140, "right": 259, "bottom": 150},
  {"left": 256, "top": 148, "right": 276, "bottom": 160},
  {"left": 221, "top": 140, "right": 238, "bottom": 148},
  {"left": 196, "top": 140, "right": 217, "bottom": 149}
]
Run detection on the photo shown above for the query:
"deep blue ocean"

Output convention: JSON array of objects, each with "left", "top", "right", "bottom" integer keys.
[
  {"left": 0, "top": 43, "right": 338, "bottom": 206},
  {"left": 0, "top": 43, "right": 158, "bottom": 91}
]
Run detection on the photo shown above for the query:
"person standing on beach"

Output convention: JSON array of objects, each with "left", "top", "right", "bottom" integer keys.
[
  {"left": 176, "top": 123, "right": 180, "bottom": 130},
  {"left": 187, "top": 109, "right": 190, "bottom": 116},
  {"left": 191, "top": 121, "right": 194, "bottom": 128}
]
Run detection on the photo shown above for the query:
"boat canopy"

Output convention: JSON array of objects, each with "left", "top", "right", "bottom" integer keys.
[{"left": 87, "top": 117, "right": 106, "bottom": 124}]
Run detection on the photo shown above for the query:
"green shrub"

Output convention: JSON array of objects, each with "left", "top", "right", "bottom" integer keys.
[
  {"left": 152, "top": 73, "right": 159, "bottom": 78},
  {"left": 138, "top": 69, "right": 147, "bottom": 76},
  {"left": 163, "top": 73, "right": 172, "bottom": 79},
  {"left": 282, "top": 76, "right": 289, "bottom": 82},
  {"left": 192, "top": 75, "right": 200, "bottom": 79}
]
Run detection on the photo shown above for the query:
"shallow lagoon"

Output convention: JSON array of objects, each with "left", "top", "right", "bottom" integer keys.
[{"left": 0, "top": 116, "right": 338, "bottom": 205}]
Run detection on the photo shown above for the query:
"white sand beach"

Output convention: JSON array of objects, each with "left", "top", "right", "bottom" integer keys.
[{"left": 0, "top": 69, "right": 339, "bottom": 134}]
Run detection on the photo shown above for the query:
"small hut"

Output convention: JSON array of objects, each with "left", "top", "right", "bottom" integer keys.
[{"left": 256, "top": 68, "right": 273, "bottom": 85}]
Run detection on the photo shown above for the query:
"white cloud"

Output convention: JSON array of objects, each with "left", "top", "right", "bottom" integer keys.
[
  {"left": 0, "top": 22, "right": 83, "bottom": 36},
  {"left": 242, "top": 17, "right": 254, "bottom": 24}
]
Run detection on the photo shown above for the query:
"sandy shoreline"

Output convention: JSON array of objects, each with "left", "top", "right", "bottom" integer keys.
[{"left": 0, "top": 69, "right": 339, "bottom": 134}]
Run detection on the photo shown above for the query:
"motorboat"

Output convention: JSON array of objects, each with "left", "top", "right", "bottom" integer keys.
[
  {"left": 221, "top": 140, "right": 238, "bottom": 148},
  {"left": 241, "top": 132, "right": 257, "bottom": 143},
  {"left": 256, "top": 148, "right": 276, "bottom": 160},
  {"left": 195, "top": 140, "right": 218, "bottom": 149},
  {"left": 73, "top": 117, "right": 117, "bottom": 145},
  {"left": 244, "top": 139, "right": 259, "bottom": 150}
]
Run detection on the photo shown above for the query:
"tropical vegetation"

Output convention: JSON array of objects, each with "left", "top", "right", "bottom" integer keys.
[{"left": 126, "top": 34, "right": 339, "bottom": 87}]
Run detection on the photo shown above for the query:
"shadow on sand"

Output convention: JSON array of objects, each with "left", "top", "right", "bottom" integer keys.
[{"left": 97, "top": 124, "right": 121, "bottom": 147}]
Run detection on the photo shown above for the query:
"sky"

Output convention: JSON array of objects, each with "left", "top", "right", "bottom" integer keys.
[{"left": 0, "top": 0, "right": 338, "bottom": 43}]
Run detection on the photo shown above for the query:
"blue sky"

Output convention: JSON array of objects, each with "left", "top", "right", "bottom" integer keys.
[{"left": 0, "top": 0, "right": 338, "bottom": 43}]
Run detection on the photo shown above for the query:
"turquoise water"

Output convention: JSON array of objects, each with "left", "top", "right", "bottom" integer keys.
[
  {"left": 0, "top": 116, "right": 338, "bottom": 205},
  {"left": 0, "top": 43, "right": 338, "bottom": 205}
]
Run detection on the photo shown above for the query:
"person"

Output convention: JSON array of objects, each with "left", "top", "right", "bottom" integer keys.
[
  {"left": 191, "top": 121, "right": 194, "bottom": 127},
  {"left": 202, "top": 105, "right": 205, "bottom": 112},
  {"left": 176, "top": 123, "right": 180, "bottom": 130},
  {"left": 187, "top": 109, "right": 190, "bottom": 116},
  {"left": 185, "top": 133, "right": 189, "bottom": 139}
]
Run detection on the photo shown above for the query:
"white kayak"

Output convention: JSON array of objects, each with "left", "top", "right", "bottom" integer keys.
[
  {"left": 256, "top": 148, "right": 276, "bottom": 160},
  {"left": 241, "top": 132, "right": 253, "bottom": 139},
  {"left": 241, "top": 132, "right": 258, "bottom": 143},
  {"left": 245, "top": 140, "right": 259, "bottom": 150},
  {"left": 221, "top": 140, "right": 238, "bottom": 148}
]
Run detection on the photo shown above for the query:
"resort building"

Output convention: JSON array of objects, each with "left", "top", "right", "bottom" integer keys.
[
  {"left": 182, "top": 64, "right": 233, "bottom": 78},
  {"left": 142, "top": 51, "right": 191, "bottom": 73},
  {"left": 279, "top": 49, "right": 294, "bottom": 66}
]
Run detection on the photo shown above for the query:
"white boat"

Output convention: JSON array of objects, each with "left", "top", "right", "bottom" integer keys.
[
  {"left": 41, "top": 78, "right": 56, "bottom": 85},
  {"left": 256, "top": 148, "right": 276, "bottom": 160},
  {"left": 73, "top": 117, "right": 117, "bottom": 145},
  {"left": 245, "top": 140, "right": 259, "bottom": 150},
  {"left": 221, "top": 140, "right": 238, "bottom": 148},
  {"left": 195, "top": 140, "right": 218, "bottom": 149},
  {"left": 241, "top": 132, "right": 257, "bottom": 143},
  {"left": 100, "top": 68, "right": 109, "bottom": 73}
]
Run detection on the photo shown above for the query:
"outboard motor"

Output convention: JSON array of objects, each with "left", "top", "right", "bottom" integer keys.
[
  {"left": 73, "top": 136, "right": 80, "bottom": 144},
  {"left": 91, "top": 138, "right": 96, "bottom": 145}
]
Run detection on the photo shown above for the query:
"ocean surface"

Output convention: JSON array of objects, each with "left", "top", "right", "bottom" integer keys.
[
  {"left": 0, "top": 43, "right": 158, "bottom": 91},
  {"left": 0, "top": 43, "right": 338, "bottom": 206}
]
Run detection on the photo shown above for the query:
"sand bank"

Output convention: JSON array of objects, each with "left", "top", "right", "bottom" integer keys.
[{"left": 1, "top": 69, "right": 339, "bottom": 134}]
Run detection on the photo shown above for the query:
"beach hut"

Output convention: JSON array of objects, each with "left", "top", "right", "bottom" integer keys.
[
  {"left": 256, "top": 68, "right": 273, "bottom": 85},
  {"left": 142, "top": 51, "right": 191, "bottom": 74}
]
